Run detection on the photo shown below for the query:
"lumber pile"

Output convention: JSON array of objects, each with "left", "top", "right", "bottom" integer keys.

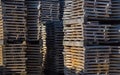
[
  {"left": 0, "top": 0, "right": 27, "bottom": 74},
  {"left": 54, "top": 21, "right": 64, "bottom": 74},
  {"left": 63, "top": 0, "right": 120, "bottom": 75},
  {"left": 40, "top": 0, "right": 64, "bottom": 74},
  {"left": 0, "top": 0, "right": 43, "bottom": 75},
  {"left": 63, "top": 0, "right": 72, "bottom": 20},
  {"left": 40, "top": 0, "right": 60, "bottom": 22},
  {"left": 26, "top": 0, "right": 42, "bottom": 75},
  {"left": 43, "top": 21, "right": 64, "bottom": 74}
]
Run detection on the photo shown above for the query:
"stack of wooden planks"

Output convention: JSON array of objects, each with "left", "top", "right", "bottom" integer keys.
[
  {"left": 63, "top": 0, "right": 120, "bottom": 75},
  {"left": 0, "top": 0, "right": 27, "bottom": 74},
  {"left": 26, "top": 0, "right": 42, "bottom": 75},
  {"left": 43, "top": 21, "right": 64, "bottom": 75},
  {"left": 0, "top": 0, "right": 43, "bottom": 75}
]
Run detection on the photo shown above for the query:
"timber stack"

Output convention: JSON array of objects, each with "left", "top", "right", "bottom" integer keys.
[
  {"left": 1, "top": 0, "right": 27, "bottom": 74},
  {"left": 0, "top": 0, "right": 42, "bottom": 75},
  {"left": 63, "top": 0, "right": 120, "bottom": 75},
  {"left": 26, "top": 0, "right": 42, "bottom": 75},
  {"left": 40, "top": 0, "right": 64, "bottom": 75}
]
